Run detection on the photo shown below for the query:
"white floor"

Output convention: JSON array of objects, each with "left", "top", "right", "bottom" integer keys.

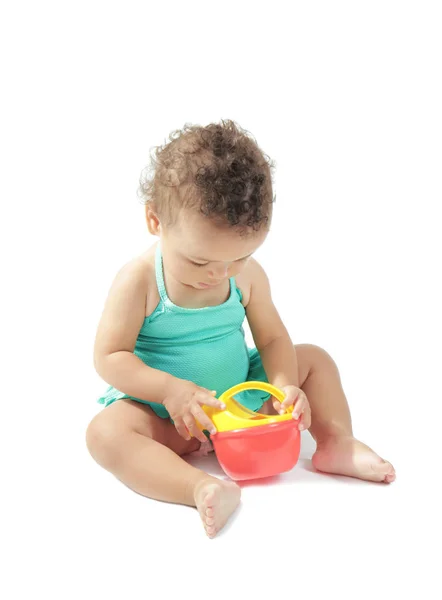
[
  {"left": 5, "top": 391, "right": 438, "bottom": 600},
  {"left": 3, "top": 2, "right": 441, "bottom": 598}
]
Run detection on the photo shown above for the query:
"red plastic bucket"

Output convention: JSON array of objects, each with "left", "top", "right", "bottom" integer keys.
[{"left": 211, "top": 420, "right": 300, "bottom": 481}]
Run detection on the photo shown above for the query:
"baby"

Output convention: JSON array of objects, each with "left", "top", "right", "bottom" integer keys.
[{"left": 86, "top": 120, "right": 395, "bottom": 538}]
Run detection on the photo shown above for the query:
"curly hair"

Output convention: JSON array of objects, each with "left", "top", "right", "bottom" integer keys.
[{"left": 138, "top": 120, "right": 275, "bottom": 232}]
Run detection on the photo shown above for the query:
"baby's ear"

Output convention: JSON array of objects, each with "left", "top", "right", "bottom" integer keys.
[{"left": 145, "top": 203, "right": 161, "bottom": 235}]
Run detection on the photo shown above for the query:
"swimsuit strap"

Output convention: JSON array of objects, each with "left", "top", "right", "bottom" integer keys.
[{"left": 155, "top": 243, "right": 169, "bottom": 304}]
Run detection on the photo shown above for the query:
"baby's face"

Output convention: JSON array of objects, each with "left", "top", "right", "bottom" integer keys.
[{"left": 161, "top": 210, "right": 268, "bottom": 290}]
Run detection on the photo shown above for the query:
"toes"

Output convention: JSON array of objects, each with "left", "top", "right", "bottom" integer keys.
[
  {"left": 371, "top": 460, "right": 395, "bottom": 482},
  {"left": 199, "top": 489, "right": 218, "bottom": 537},
  {"left": 383, "top": 466, "right": 396, "bottom": 483},
  {"left": 205, "top": 491, "right": 216, "bottom": 507},
  {"left": 202, "top": 506, "right": 217, "bottom": 536},
  {"left": 196, "top": 482, "right": 240, "bottom": 539},
  {"left": 205, "top": 524, "right": 217, "bottom": 537},
  {"left": 381, "top": 460, "right": 395, "bottom": 475}
]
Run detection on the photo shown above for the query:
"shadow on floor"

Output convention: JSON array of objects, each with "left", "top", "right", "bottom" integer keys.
[{"left": 184, "top": 430, "right": 370, "bottom": 487}]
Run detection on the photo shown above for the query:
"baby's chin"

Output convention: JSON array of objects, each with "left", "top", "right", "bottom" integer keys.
[
  {"left": 181, "top": 281, "right": 207, "bottom": 290},
  {"left": 195, "top": 281, "right": 225, "bottom": 290},
  {"left": 182, "top": 279, "right": 225, "bottom": 290}
]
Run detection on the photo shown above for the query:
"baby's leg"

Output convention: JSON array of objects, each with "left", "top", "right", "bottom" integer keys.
[
  {"left": 86, "top": 399, "right": 240, "bottom": 537},
  {"left": 295, "top": 344, "right": 396, "bottom": 483}
]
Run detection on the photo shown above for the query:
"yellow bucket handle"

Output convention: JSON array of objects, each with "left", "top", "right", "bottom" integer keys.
[
  {"left": 196, "top": 381, "right": 294, "bottom": 435},
  {"left": 218, "top": 381, "right": 292, "bottom": 412}
]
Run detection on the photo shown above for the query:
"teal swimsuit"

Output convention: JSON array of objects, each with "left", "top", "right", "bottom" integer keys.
[{"left": 98, "top": 244, "right": 270, "bottom": 417}]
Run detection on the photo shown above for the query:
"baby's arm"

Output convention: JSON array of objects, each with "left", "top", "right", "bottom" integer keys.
[
  {"left": 94, "top": 260, "right": 175, "bottom": 403},
  {"left": 245, "top": 259, "right": 299, "bottom": 389}
]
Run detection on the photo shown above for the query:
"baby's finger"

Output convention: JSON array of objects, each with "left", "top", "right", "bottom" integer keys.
[
  {"left": 191, "top": 406, "right": 217, "bottom": 436},
  {"left": 272, "top": 398, "right": 283, "bottom": 415},
  {"left": 197, "top": 390, "right": 226, "bottom": 410},
  {"left": 174, "top": 418, "right": 191, "bottom": 441},
  {"left": 183, "top": 414, "right": 207, "bottom": 443},
  {"left": 292, "top": 394, "right": 307, "bottom": 419},
  {"left": 299, "top": 402, "right": 312, "bottom": 431},
  {"left": 281, "top": 390, "right": 300, "bottom": 411}
]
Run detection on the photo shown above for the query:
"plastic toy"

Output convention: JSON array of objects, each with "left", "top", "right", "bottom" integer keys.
[{"left": 202, "top": 381, "right": 301, "bottom": 481}]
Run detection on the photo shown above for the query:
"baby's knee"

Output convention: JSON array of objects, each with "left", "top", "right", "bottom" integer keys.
[
  {"left": 295, "top": 343, "right": 336, "bottom": 369},
  {"left": 86, "top": 411, "right": 124, "bottom": 468}
]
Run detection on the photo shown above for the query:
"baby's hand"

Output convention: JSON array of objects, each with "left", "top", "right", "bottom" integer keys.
[
  {"left": 162, "top": 379, "right": 226, "bottom": 443},
  {"left": 272, "top": 385, "right": 311, "bottom": 431}
]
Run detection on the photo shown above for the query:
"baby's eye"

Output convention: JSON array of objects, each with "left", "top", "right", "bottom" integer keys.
[
  {"left": 189, "top": 260, "right": 208, "bottom": 267},
  {"left": 189, "top": 256, "right": 250, "bottom": 267}
]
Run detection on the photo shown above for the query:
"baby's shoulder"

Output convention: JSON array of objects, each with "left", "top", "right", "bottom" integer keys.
[
  {"left": 112, "top": 244, "right": 159, "bottom": 317},
  {"left": 236, "top": 257, "right": 269, "bottom": 308},
  {"left": 140, "top": 245, "right": 161, "bottom": 316},
  {"left": 115, "top": 250, "right": 153, "bottom": 286}
]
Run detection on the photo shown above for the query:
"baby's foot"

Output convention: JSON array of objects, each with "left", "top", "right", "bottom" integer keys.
[
  {"left": 187, "top": 439, "right": 214, "bottom": 458},
  {"left": 194, "top": 479, "right": 241, "bottom": 538},
  {"left": 312, "top": 435, "right": 396, "bottom": 483}
]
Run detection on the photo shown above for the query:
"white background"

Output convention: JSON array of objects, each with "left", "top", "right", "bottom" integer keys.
[{"left": 1, "top": 1, "right": 441, "bottom": 598}]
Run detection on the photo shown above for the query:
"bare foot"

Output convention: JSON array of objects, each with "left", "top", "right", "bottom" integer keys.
[
  {"left": 194, "top": 479, "right": 241, "bottom": 538},
  {"left": 312, "top": 435, "right": 396, "bottom": 483},
  {"left": 185, "top": 439, "right": 214, "bottom": 458}
]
